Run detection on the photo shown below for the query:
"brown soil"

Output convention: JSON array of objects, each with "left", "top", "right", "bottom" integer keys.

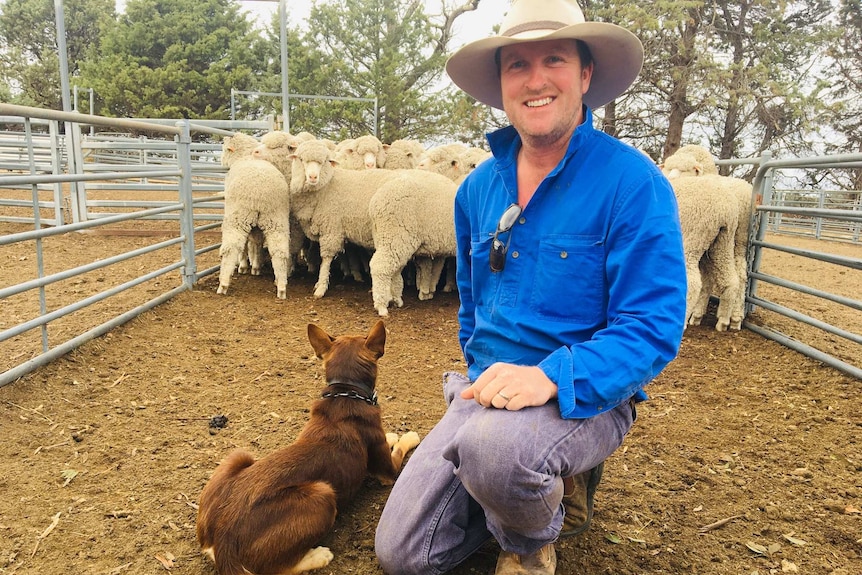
[{"left": 0, "top": 227, "right": 860, "bottom": 575}]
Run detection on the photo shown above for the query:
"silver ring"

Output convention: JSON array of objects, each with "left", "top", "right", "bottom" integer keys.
[{"left": 497, "top": 391, "right": 510, "bottom": 401}]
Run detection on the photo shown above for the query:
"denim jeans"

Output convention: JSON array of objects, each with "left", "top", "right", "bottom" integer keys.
[{"left": 375, "top": 372, "right": 636, "bottom": 575}]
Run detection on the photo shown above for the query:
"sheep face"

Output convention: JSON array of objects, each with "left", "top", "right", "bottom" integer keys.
[
  {"left": 662, "top": 153, "right": 703, "bottom": 179},
  {"left": 289, "top": 141, "right": 337, "bottom": 190}
]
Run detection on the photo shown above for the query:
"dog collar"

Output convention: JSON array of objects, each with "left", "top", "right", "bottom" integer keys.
[{"left": 322, "top": 380, "right": 378, "bottom": 406}]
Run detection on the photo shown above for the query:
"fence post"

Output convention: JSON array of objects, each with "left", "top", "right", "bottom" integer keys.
[{"left": 176, "top": 121, "right": 197, "bottom": 290}]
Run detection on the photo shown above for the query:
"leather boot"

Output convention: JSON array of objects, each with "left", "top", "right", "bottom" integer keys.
[
  {"left": 559, "top": 462, "right": 603, "bottom": 537},
  {"left": 494, "top": 543, "right": 557, "bottom": 575}
]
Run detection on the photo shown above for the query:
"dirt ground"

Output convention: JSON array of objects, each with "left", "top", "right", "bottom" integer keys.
[{"left": 0, "top": 226, "right": 860, "bottom": 575}]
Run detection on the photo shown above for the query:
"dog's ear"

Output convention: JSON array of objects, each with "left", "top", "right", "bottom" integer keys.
[
  {"left": 307, "top": 323, "right": 335, "bottom": 358},
  {"left": 365, "top": 320, "right": 386, "bottom": 358}
]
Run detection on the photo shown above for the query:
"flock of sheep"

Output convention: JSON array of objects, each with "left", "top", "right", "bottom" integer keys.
[
  {"left": 215, "top": 131, "right": 489, "bottom": 316},
  {"left": 215, "top": 131, "right": 755, "bottom": 330}
]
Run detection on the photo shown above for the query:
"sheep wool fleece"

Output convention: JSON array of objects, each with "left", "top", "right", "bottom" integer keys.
[{"left": 375, "top": 107, "right": 688, "bottom": 575}]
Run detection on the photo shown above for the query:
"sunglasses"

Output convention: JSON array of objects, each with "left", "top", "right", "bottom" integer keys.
[{"left": 489, "top": 203, "right": 522, "bottom": 272}]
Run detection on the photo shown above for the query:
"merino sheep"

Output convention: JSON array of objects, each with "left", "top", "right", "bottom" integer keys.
[
  {"left": 664, "top": 147, "right": 754, "bottom": 330},
  {"left": 217, "top": 156, "right": 293, "bottom": 299},
  {"left": 332, "top": 134, "right": 387, "bottom": 170},
  {"left": 263, "top": 139, "right": 399, "bottom": 299},
  {"left": 670, "top": 174, "right": 741, "bottom": 331},
  {"left": 367, "top": 171, "right": 458, "bottom": 316},
  {"left": 662, "top": 144, "right": 719, "bottom": 178},
  {"left": 221, "top": 133, "right": 260, "bottom": 168},
  {"left": 416, "top": 143, "right": 471, "bottom": 181},
  {"left": 383, "top": 139, "right": 426, "bottom": 170}
]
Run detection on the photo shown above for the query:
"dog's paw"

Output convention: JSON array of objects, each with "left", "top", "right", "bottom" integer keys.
[
  {"left": 385, "top": 432, "right": 399, "bottom": 448},
  {"left": 295, "top": 546, "right": 334, "bottom": 571},
  {"left": 395, "top": 431, "right": 421, "bottom": 453}
]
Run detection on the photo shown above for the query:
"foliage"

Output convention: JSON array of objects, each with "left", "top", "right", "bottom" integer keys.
[
  {"left": 0, "top": 0, "right": 114, "bottom": 109},
  {"left": 259, "top": 0, "right": 484, "bottom": 144},
  {"left": 78, "top": 0, "right": 267, "bottom": 119},
  {"left": 819, "top": 0, "right": 862, "bottom": 190}
]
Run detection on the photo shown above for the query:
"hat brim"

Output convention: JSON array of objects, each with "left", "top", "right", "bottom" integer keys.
[{"left": 445, "top": 22, "right": 644, "bottom": 110}]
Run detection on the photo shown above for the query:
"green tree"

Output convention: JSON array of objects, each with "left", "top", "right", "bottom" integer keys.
[
  {"left": 822, "top": 0, "right": 862, "bottom": 190},
  {"left": 263, "top": 0, "right": 482, "bottom": 144},
  {"left": 707, "top": 0, "right": 834, "bottom": 173},
  {"left": 0, "top": 0, "right": 114, "bottom": 108},
  {"left": 79, "top": 0, "right": 268, "bottom": 118}
]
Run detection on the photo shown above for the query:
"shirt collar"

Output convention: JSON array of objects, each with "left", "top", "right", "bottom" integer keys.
[{"left": 486, "top": 105, "right": 594, "bottom": 170}]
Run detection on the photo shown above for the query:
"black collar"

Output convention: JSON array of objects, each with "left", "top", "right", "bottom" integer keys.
[{"left": 321, "top": 379, "right": 378, "bottom": 406}]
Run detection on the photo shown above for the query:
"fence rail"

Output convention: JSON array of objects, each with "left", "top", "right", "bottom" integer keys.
[
  {"left": 2, "top": 105, "right": 860, "bottom": 386},
  {"left": 0, "top": 103, "right": 232, "bottom": 387}
]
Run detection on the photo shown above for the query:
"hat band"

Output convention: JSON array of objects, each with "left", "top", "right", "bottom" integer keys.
[{"left": 502, "top": 20, "right": 567, "bottom": 37}]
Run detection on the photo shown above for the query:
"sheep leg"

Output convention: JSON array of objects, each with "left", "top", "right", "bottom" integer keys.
[
  {"left": 246, "top": 227, "right": 266, "bottom": 276},
  {"left": 415, "top": 257, "right": 445, "bottom": 301},
  {"left": 238, "top": 239, "right": 251, "bottom": 274},
  {"left": 689, "top": 256, "right": 714, "bottom": 326},
  {"left": 369, "top": 252, "right": 396, "bottom": 316},
  {"left": 263, "top": 229, "right": 290, "bottom": 300},
  {"left": 709, "top": 231, "right": 740, "bottom": 332},
  {"left": 729, "top": 254, "right": 749, "bottom": 330},
  {"left": 391, "top": 271, "right": 404, "bottom": 308},
  {"left": 370, "top": 250, "right": 410, "bottom": 316},
  {"left": 442, "top": 257, "right": 457, "bottom": 293},
  {"left": 217, "top": 226, "right": 250, "bottom": 295},
  {"left": 683, "top": 255, "right": 704, "bottom": 327},
  {"left": 414, "top": 257, "right": 434, "bottom": 300}
]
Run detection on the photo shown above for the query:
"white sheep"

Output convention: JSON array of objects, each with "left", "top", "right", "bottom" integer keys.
[
  {"left": 664, "top": 147, "right": 754, "bottom": 330},
  {"left": 411, "top": 144, "right": 488, "bottom": 297},
  {"left": 260, "top": 139, "right": 400, "bottom": 299},
  {"left": 382, "top": 139, "right": 426, "bottom": 169},
  {"left": 416, "top": 143, "right": 471, "bottom": 181},
  {"left": 367, "top": 171, "right": 458, "bottom": 316},
  {"left": 670, "top": 174, "right": 743, "bottom": 331},
  {"left": 220, "top": 133, "right": 264, "bottom": 275},
  {"left": 217, "top": 156, "right": 293, "bottom": 299},
  {"left": 458, "top": 147, "right": 492, "bottom": 180},
  {"left": 221, "top": 133, "right": 261, "bottom": 168},
  {"left": 662, "top": 144, "right": 719, "bottom": 178},
  {"left": 335, "top": 134, "right": 387, "bottom": 170}
]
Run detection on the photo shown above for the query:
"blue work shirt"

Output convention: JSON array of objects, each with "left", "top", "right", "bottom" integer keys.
[{"left": 454, "top": 107, "right": 687, "bottom": 419}]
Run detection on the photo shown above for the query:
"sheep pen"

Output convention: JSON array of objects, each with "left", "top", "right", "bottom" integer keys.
[{"left": 0, "top": 219, "right": 860, "bottom": 575}]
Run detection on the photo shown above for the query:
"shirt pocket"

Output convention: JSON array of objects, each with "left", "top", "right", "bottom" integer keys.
[{"left": 530, "top": 236, "right": 606, "bottom": 324}]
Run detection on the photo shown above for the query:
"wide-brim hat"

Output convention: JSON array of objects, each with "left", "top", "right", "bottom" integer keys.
[{"left": 445, "top": 0, "right": 644, "bottom": 110}]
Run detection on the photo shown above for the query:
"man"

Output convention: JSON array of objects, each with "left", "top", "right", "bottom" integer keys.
[{"left": 376, "top": 1, "right": 687, "bottom": 574}]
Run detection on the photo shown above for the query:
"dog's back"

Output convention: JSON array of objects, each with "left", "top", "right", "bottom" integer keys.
[{"left": 196, "top": 320, "right": 418, "bottom": 575}]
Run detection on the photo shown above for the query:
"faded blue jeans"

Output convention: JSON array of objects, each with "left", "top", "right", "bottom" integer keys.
[{"left": 375, "top": 372, "right": 636, "bottom": 575}]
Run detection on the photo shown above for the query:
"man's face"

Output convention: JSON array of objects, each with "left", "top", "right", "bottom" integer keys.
[{"left": 499, "top": 39, "right": 593, "bottom": 150}]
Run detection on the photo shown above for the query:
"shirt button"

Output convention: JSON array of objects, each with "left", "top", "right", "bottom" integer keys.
[
  {"left": 512, "top": 251, "right": 519, "bottom": 259},
  {"left": 597, "top": 406, "right": 603, "bottom": 411},
  {"left": 518, "top": 216, "right": 526, "bottom": 224},
  {"left": 560, "top": 251, "right": 568, "bottom": 259}
]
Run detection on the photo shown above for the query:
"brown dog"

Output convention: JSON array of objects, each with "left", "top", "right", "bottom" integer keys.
[{"left": 196, "top": 320, "right": 420, "bottom": 575}]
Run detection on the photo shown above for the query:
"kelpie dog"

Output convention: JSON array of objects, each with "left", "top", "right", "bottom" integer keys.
[{"left": 196, "top": 320, "right": 420, "bottom": 574}]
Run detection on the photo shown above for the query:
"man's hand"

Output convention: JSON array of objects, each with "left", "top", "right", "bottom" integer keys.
[{"left": 461, "top": 363, "right": 558, "bottom": 410}]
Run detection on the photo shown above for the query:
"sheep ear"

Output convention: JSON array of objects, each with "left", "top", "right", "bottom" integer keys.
[
  {"left": 382, "top": 143, "right": 391, "bottom": 150},
  {"left": 329, "top": 159, "right": 339, "bottom": 168},
  {"left": 694, "top": 163, "right": 703, "bottom": 176},
  {"left": 288, "top": 153, "right": 298, "bottom": 161}
]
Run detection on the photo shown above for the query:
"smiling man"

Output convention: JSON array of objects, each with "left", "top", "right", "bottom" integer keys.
[{"left": 375, "top": 2, "right": 688, "bottom": 574}]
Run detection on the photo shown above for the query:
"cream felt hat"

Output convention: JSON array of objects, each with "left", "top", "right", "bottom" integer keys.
[{"left": 445, "top": 0, "right": 644, "bottom": 110}]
